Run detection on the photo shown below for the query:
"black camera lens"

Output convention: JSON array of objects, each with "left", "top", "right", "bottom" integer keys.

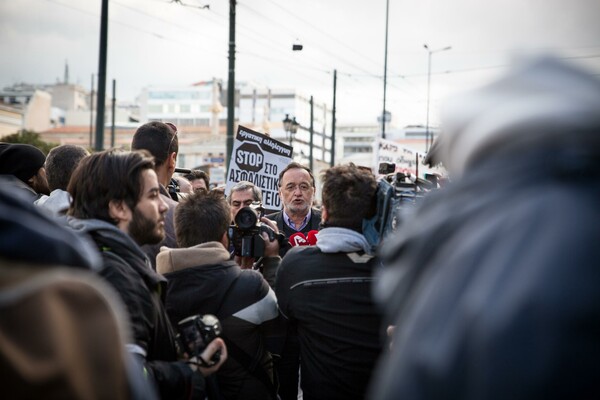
[{"left": 235, "top": 207, "right": 258, "bottom": 230}]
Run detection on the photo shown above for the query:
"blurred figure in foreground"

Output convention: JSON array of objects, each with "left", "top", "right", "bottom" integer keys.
[
  {"left": 370, "top": 56, "right": 600, "bottom": 399},
  {"left": 0, "top": 180, "right": 155, "bottom": 399}
]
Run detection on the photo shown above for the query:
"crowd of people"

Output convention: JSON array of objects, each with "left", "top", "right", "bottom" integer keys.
[{"left": 0, "top": 55, "right": 599, "bottom": 399}]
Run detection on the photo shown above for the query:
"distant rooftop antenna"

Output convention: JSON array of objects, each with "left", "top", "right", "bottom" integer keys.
[{"left": 64, "top": 60, "right": 70, "bottom": 84}]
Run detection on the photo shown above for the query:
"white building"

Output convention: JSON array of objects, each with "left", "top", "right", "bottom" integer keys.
[
  {"left": 137, "top": 79, "right": 226, "bottom": 134},
  {"left": 136, "top": 81, "right": 335, "bottom": 171}
]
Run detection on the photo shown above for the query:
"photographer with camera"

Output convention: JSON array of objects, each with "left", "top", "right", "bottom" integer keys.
[
  {"left": 228, "top": 180, "right": 262, "bottom": 222},
  {"left": 275, "top": 163, "right": 384, "bottom": 400},
  {"left": 66, "top": 149, "right": 226, "bottom": 399},
  {"left": 227, "top": 180, "right": 284, "bottom": 280},
  {"left": 157, "top": 190, "right": 280, "bottom": 400}
]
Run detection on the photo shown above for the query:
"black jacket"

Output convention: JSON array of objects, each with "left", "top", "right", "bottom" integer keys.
[
  {"left": 68, "top": 218, "right": 205, "bottom": 399},
  {"left": 275, "top": 239, "right": 383, "bottom": 400},
  {"left": 369, "top": 56, "right": 600, "bottom": 400},
  {"left": 158, "top": 243, "right": 279, "bottom": 400},
  {"left": 266, "top": 208, "right": 321, "bottom": 256}
]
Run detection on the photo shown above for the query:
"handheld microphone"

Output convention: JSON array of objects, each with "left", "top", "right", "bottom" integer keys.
[
  {"left": 289, "top": 232, "right": 309, "bottom": 247},
  {"left": 289, "top": 230, "right": 319, "bottom": 247},
  {"left": 307, "top": 230, "right": 318, "bottom": 245}
]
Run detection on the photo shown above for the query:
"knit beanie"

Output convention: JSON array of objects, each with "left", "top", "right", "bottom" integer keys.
[{"left": 0, "top": 143, "right": 47, "bottom": 183}]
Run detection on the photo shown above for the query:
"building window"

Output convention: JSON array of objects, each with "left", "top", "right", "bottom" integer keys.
[{"left": 148, "top": 104, "right": 163, "bottom": 113}]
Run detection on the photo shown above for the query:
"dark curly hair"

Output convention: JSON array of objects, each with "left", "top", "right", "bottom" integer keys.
[{"left": 321, "top": 163, "right": 377, "bottom": 231}]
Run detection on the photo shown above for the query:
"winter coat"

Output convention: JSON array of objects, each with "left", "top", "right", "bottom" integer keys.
[
  {"left": 68, "top": 217, "right": 205, "bottom": 399},
  {"left": 34, "top": 188, "right": 71, "bottom": 215},
  {"left": 158, "top": 242, "right": 279, "bottom": 400},
  {"left": 370, "top": 56, "right": 600, "bottom": 400},
  {"left": 275, "top": 228, "right": 383, "bottom": 400}
]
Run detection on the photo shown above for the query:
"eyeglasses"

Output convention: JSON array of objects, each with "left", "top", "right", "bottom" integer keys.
[{"left": 165, "top": 122, "right": 178, "bottom": 155}]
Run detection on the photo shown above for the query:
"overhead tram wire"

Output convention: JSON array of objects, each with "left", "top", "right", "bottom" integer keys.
[
  {"left": 240, "top": 51, "right": 331, "bottom": 81},
  {"left": 236, "top": 3, "right": 390, "bottom": 80},
  {"left": 162, "top": 0, "right": 421, "bottom": 102},
  {"left": 47, "top": 0, "right": 424, "bottom": 108},
  {"left": 261, "top": 0, "right": 409, "bottom": 82},
  {"left": 181, "top": 1, "right": 333, "bottom": 76},
  {"left": 113, "top": 0, "right": 225, "bottom": 45},
  {"left": 44, "top": 0, "right": 226, "bottom": 58},
  {"left": 158, "top": 0, "right": 349, "bottom": 95}
]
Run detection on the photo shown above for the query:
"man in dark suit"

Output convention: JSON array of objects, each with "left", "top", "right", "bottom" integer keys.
[{"left": 266, "top": 162, "right": 320, "bottom": 253}]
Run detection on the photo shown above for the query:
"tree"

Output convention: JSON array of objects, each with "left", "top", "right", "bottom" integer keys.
[{"left": 1, "top": 130, "right": 58, "bottom": 155}]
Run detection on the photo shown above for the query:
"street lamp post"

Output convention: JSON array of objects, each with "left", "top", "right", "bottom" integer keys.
[
  {"left": 282, "top": 114, "right": 299, "bottom": 148},
  {"left": 424, "top": 44, "right": 451, "bottom": 152}
]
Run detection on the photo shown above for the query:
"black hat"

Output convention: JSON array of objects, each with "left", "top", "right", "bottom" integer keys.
[{"left": 0, "top": 143, "right": 46, "bottom": 183}]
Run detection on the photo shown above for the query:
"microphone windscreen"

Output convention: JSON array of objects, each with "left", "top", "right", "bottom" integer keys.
[
  {"left": 307, "top": 230, "right": 318, "bottom": 245},
  {"left": 289, "top": 232, "right": 308, "bottom": 247}
]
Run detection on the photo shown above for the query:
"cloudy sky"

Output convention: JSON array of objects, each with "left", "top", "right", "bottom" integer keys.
[{"left": 1, "top": 0, "right": 599, "bottom": 128}]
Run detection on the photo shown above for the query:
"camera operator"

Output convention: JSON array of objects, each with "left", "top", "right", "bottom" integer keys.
[
  {"left": 157, "top": 190, "right": 279, "bottom": 400},
  {"left": 67, "top": 150, "right": 226, "bottom": 399},
  {"left": 275, "top": 163, "right": 384, "bottom": 400},
  {"left": 227, "top": 180, "right": 283, "bottom": 276}
]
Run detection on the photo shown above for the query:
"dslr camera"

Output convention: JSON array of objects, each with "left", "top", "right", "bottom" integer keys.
[
  {"left": 229, "top": 202, "right": 282, "bottom": 258},
  {"left": 176, "top": 314, "right": 222, "bottom": 366}
]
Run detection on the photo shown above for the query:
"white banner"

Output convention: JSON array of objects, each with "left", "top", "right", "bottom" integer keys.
[
  {"left": 225, "top": 125, "right": 293, "bottom": 213},
  {"left": 373, "top": 138, "right": 445, "bottom": 178}
]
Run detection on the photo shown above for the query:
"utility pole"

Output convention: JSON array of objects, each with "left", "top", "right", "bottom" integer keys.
[
  {"left": 381, "top": 0, "right": 390, "bottom": 139},
  {"left": 110, "top": 79, "right": 116, "bottom": 148},
  {"left": 95, "top": 0, "right": 109, "bottom": 151},
  {"left": 309, "top": 96, "right": 314, "bottom": 171},
  {"left": 424, "top": 44, "right": 451, "bottom": 152},
  {"left": 331, "top": 69, "right": 337, "bottom": 167},
  {"left": 89, "top": 74, "right": 94, "bottom": 149},
  {"left": 226, "top": 0, "right": 236, "bottom": 172}
]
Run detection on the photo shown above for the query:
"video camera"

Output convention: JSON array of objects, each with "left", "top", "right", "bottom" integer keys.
[
  {"left": 229, "top": 202, "right": 285, "bottom": 258},
  {"left": 362, "top": 162, "right": 439, "bottom": 251},
  {"left": 176, "top": 314, "right": 222, "bottom": 367},
  {"left": 167, "top": 168, "right": 193, "bottom": 202}
]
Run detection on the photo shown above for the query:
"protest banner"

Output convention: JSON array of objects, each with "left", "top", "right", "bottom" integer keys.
[
  {"left": 373, "top": 138, "right": 446, "bottom": 178},
  {"left": 225, "top": 125, "right": 293, "bottom": 213}
]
